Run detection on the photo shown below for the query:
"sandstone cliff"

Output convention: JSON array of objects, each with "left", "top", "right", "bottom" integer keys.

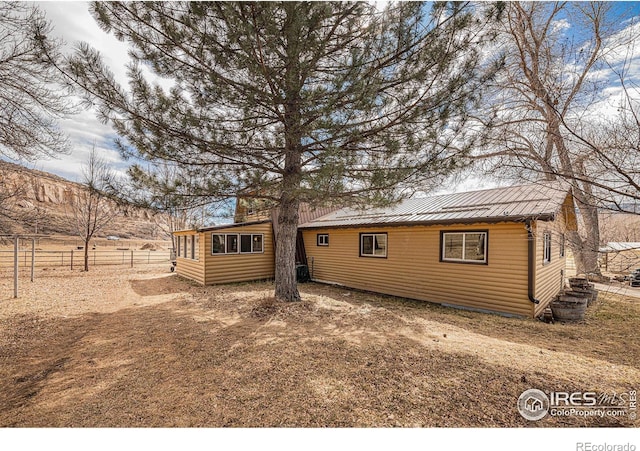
[{"left": 0, "top": 160, "right": 167, "bottom": 239}]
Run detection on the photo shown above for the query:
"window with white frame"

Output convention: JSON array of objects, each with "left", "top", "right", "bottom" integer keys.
[
  {"left": 252, "top": 234, "right": 263, "bottom": 253},
  {"left": 559, "top": 234, "right": 565, "bottom": 258},
  {"left": 183, "top": 235, "right": 188, "bottom": 258},
  {"left": 192, "top": 235, "right": 199, "bottom": 260},
  {"left": 543, "top": 232, "right": 552, "bottom": 264},
  {"left": 240, "top": 234, "right": 252, "bottom": 253},
  {"left": 226, "top": 234, "right": 239, "bottom": 253},
  {"left": 212, "top": 233, "right": 264, "bottom": 254},
  {"left": 212, "top": 234, "right": 225, "bottom": 254},
  {"left": 441, "top": 231, "right": 487, "bottom": 264},
  {"left": 317, "top": 234, "right": 329, "bottom": 246},
  {"left": 177, "top": 235, "right": 200, "bottom": 260},
  {"left": 360, "top": 233, "right": 387, "bottom": 257}
]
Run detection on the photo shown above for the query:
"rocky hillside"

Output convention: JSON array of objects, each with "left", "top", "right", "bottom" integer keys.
[{"left": 0, "top": 160, "right": 168, "bottom": 239}]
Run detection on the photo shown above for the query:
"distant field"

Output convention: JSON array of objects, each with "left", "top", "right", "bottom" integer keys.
[
  {"left": 0, "top": 235, "right": 172, "bottom": 251},
  {"left": 0, "top": 235, "right": 173, "bottom": 271}
]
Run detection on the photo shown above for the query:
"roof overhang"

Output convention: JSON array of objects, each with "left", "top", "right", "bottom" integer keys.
[
  {"left": 298, "top": 213, "right": 556, "bottom": 230},
  {"left": 173, "top": 219, "right": 272, "bottom": 235}
]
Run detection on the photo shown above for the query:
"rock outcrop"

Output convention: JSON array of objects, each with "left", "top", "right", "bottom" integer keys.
[{"left": 0, "top": 160, "right": 168, "bottom": 239}]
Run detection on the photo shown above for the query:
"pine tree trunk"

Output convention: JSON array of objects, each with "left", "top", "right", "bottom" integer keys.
[
  {"left": 274, "top": 2, "right": 303, "bottom": 302},
  {"left": 274, "top": 196, "right": 300, "bottom": 302}
]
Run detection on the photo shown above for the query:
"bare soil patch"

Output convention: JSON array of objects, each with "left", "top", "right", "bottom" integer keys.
[{"left": 0, "top": 268, "right": 638, "bottom": 427}]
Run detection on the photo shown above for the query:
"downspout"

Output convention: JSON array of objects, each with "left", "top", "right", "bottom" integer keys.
[{"left": 526, "top": 219, "right": 541, "bottom": 304}]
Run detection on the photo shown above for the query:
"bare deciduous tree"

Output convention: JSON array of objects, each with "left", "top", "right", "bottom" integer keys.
[
  {"left": 557, "top": 71, "right": 640, "bottom": 211},
  {"left": 0, "top": 2, "right": 73, "bottom": 160},
  {"left": 127, "top": 162, "right": 233, "bottom": 254},
  {"left": 71, "top": 148, "right": 120, "bottom": 271},
  {"left": 476, "top": 1, "right": 636, "bottom": 276}
]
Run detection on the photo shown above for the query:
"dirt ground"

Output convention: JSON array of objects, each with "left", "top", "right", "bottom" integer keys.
[{"left": 0, "top": 267, "right": 638, "bottom": 427}]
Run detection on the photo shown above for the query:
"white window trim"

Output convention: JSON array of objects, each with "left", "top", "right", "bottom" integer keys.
[
  {"left": 543, "top": 232, "right": 552, "bottom": 264},
  {"left": 360, "top": 233, "right": 387, "bottom": 258},
  {"left": 212, "top": 234, "right": 225, "bottom": 254},
  {"left": 441, "top": 231, "right": 487, "bottom": 264},
  {"left": 211, "top": 233, "right": 265, "bottom": 255},
  {"left": 317, "top": 234, "right": 329, "bottom": 246},
  {"left": 177, "top": 234, "right": 200, "bottom": 260},
  {"left": 251, "top": 234, "right": 264, "bottom": 253},
  {"left": 226, "top": 234, "right": 240, "bottom": 254},
  {"left": 192, "top": 235, "right": 199, "bottom": 261}
]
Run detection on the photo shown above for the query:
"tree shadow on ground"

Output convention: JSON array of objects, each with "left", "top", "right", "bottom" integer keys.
[{"left": 0, "top": 291, "right": 634, "bottom": 428}]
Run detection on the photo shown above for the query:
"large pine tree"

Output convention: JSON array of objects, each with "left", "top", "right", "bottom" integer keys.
[{"left": 64, "top": 1, "right": 491, "bottom": 301}]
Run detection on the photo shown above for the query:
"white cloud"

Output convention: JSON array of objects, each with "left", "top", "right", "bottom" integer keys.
[
  {"left": 578, "top": 16, "right": 640, "bottom": 122},
  {"left": 600, "top": 20, "right": 640, "bottom": 68},
  {"left": 14, "top": 2, "right": 132, "bottom": 182},
  {"left": 551, "top": 18, "right": 571, "bottom": 33},
  {"left": 26, "top": 2, "right": 172, "bottom": 183},
  {"left": 37, "top": 1, "right": 132, "bottom": 86}
]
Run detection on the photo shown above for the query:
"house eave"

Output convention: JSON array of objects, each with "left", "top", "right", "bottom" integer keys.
[
  {"left": 196, "top": 219, "right": 272, "bottom": 233},
  {"left": 298, "top": 213, "right": 556, "bottom": 230},
  {"left": 172, "top": 219, "right": 272, "bottom": 235}
]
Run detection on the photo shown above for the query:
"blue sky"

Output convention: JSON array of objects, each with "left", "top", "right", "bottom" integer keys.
[{"left": 6, "top": 1, "right": 640, "bottom": 194}]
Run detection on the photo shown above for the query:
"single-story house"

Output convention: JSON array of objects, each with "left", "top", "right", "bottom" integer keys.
[
  {"left": 599, "top": 242, "right": 640, "bottom": 274},
  {"left": 174, "top": 182, "right": 576, "bottom": 318},
  {"left": 172, "top": 204, "right": 336, "bottom": 285}
]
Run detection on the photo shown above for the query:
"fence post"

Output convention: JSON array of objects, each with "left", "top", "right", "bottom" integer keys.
[
  {"left": 131, "top": 250, "right": 134, "bottom": 268},
  {"left": 30, "top": 238, "right": 35, "bottom": 282},
  {"left": 61, "top": 251, "right": 64, "bottom": 267},
  {"left": 13, "top": 236, "right": 18, "bottom": 298}
]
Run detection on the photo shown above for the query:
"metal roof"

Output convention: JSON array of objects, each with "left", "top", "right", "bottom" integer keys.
[
  {"left": 600, "top": 242, "right": 640, "bottom": 253},
  {"left": 173, "top": 219, "right": 271, "bottom": 234},
  {"left": 299, "top": 182, "right": 572, "bottom": 229},
  {"left": 174, "top": 205, "right": 339, "bottom": 235}
]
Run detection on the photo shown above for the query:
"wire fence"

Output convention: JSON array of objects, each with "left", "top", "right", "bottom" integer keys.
[{"left": 0, "top": 249, "right": 172, "bottom": 272}]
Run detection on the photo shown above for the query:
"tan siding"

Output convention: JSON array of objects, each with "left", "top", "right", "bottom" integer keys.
[
  {"left": 203, "top": 222, "right": 274, "bottom": 285},
  {"left": 175, "top": 257, "right": 205, "bottom": 284},
  {"left": 533, "top": 194, "right": 575, "bottom": 316},
  {"left": 303, "top": 223, "right": 531, "bottom": 317}
]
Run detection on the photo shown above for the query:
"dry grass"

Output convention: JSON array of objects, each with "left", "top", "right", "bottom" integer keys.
[
  {"left": 0, "top": 268, "right": 638, "bottom": 427},
  {"left": 0, "top": 235, "right": 171, "bottom": 252}
]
